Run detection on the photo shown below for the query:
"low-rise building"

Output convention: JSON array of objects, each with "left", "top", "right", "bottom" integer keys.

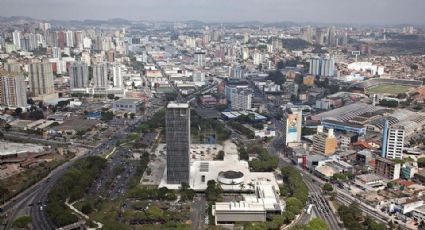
[
  {"left": 212, "top": 183, "right": 284, "bottom": 225},
  {"left": 355, "top": 174, "right": 386, "bottom": 191},
  {"left": 112, "top": 98, "right": 144, "bottom": 113},
  {"left": 375, "top": 157, "right": 401, "bottom": 180}
]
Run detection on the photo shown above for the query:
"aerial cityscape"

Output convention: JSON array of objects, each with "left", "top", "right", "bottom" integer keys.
[{"left": 0, "top": 0, "right": 425, "bottom": 230}]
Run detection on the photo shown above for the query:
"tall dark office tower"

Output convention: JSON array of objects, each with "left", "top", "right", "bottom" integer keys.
[{"left": 166, "top": 102, "right": 190, "bottom": 184}]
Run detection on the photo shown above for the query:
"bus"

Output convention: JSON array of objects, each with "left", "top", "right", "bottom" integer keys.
[{"left": 306, "top": 204, "right": 313, "bottom": 214}]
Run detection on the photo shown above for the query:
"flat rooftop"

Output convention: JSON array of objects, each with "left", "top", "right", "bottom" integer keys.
[
  {"left": 115, "top": 98, "right": 142, "bottom": 104},
  {"left": 167, "top": 102, "right": 189, "bottom": 109},
  {"left": 159, "top": 141, "right": 279, "bottom": 191},
  {"left": 0, "top": 141, "right": 45, "bottom": 156}
]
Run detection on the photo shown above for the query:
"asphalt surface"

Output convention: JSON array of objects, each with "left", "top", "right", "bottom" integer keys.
[
  {"left": 1, "top": 111, "right": 153, "bottom": 229},
  {"left": 191, "top": 194, "right": 207, "bottom": 230},
  {"left": 266, "top": 112, "right": 342, "bottom": 229}
]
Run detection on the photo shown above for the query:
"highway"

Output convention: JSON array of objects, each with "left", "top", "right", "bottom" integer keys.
[
  {"left": 1, "top": 112, "right": 148, "bottom": 229},
  {"left": 266, "top": 113, "right": 342, "bottom": 229},
  {"left": 302, "top": 171, "right": 341, "bottom": 230}
]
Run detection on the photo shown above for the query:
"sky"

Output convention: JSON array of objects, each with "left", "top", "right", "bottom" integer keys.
[{"left": 0, "top": 0, "right": 424, "bottom": 25}]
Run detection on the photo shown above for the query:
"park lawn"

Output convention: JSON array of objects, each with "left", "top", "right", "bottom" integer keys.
[{"left": 366, "top": 84, "right": 411, "bottom": 94}]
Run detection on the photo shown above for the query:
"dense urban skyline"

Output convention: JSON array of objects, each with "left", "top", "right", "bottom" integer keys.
[{"left": 1, "top": 0, "right": 425, "bottom": 25}]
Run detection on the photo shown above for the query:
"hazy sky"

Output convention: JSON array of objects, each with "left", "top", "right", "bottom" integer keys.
[{"left": 1, "top": 0, "right": 424, "bottom": 25}]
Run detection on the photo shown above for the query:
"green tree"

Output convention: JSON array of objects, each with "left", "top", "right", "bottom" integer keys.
[
  {"left": 81, "top": 203, "right": 93, "bottom": 214},
  {"left": 306, "top": 218, "right": 328, "bottom": 230},
  {"left": 323, "top": 183, "right": 333, "bottom": 193},
  {"left": 286, "top": 197, "right": 303, "bottom": 214},
  {"left": 12, "top": 216, "right": 32, "bottom": 229}
]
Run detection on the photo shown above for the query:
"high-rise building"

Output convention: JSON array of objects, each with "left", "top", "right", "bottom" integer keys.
[
  {"left": 192, "top": 71, "right": 205, "bottom": 84},
  {"left": 320, "top": 58, "right": 336, "bottom": 77},
  {"left": 309, "top": 57, "right": 335, "bottom": 77},
  {"left": 328, "top": 26, "right": 337, "bottom": 47},
  {"left": 253, "top": 53, "right": 263, "bottom": 65},
  {"left": 195, "top": 51, "right": 206, "bottom": 67},
  {"left": 111, "top": 64, "right": 123, "bottom": 88},
  {"left": 381, "top": 120, "right": 389, "bottom": 158},
  {"left": 51, "top": 47, "right": 61, "bottom": 59},
  {"left": 230, "top": 65, "right": 244, "bottom": 79},
  {"left": 65, "top": 30, "right": 74, "bottom": 48},
  {"left": 93, "top": 63, "right": 108, "bottom": 88},
  {"left": 74, "top": 31, "right": 84, "bottom": 48},
  {"left": 4, "top": 63, "right": 22, "bottom": 74},
  {"left": 316, "top": 28, "right": 326, "bottom": 45},
  {"left": 312, "top": 126, "right": 337, "bottom": 155},
  {"left": 69, "top": 62, "right": 89, "bottom": 89},
  {"left": 12, "top": 30, "right": 21, "bottom": 49},
  {"left": 0, "top": 72, "right": 27, "bottom": 108},
  {"left": 382, "top": 124, "right": 405, "bottom": 159},
  {"left": 230, "top": 88, "right": 252, "bottom": 111},
  {"left": 271, "top": 37, "right": 283, "bottom": 51},
  {"left": 283, "top": 108, "right": 302, "bottom": 145},
  {"left": 302, "top": 26, "right": 313, "bottom": 43},
  {"left": 224, "top": 82, "right": 249, "bottom": 102},
  {"left": 28, "top": 62, "right": 54, "bottom": 96},
  {"left": 57, "top": 31, "right": 65, "bottom": 49},
  {"left": 166, "top": 102, "right": 190, "bottom": 184}
]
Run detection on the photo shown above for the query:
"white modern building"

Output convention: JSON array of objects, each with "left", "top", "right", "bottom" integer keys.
[
  {"left": 213, "top": 183, "right": 284, "bottom": 225},
  {"left": 347, "top": 62, "right": 385, "bottom": 75},
  {"left": 385, "top": 127, "right": 405, "bottom": 159},
  {"left": 111, "top": 64, "right": 123, "bottom": 88},
  {"left": 12, "top": 30, "right": 21, "bottom": 49},
  {"left": 284, "top": 108, "right": 302, "bottom": 145},
  {"left": 230, "top": 89, "right": 252, "bottom": 111},
  {"left": 112, "top": 98, "right": 143, "bottom": 113}
]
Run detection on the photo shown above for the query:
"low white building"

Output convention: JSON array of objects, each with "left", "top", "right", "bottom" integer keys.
[
  {"left": 213, "top": 183, "right": 284, "bottom": 225},
  {"left": 112, "top": 98, "right": 143, "bottom": 113}
]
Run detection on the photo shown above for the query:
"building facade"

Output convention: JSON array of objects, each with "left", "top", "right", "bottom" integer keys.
[
  {"left": 112, "top": 98, "right": 143, "bottom": 113},
  {"left": 111, "top": 64, "right": 123, "bottom": 88},
  {"left": 309, "top": 57, "right": 335, "bottom": 77},
  {"left": 230, "top": 89, "right": 252, "bottom": 111},
  {"left": 93, "top": 63, "right": 108, "bottom": 88},
  {"left": 385, "top": 127, "right": 405, "bottom": 159},
  {"left": 28, "top": 62, "right": 54, "bottom": 96},
  {"left": 166, "top": 102, "right": 190, "bottom": 184},
  {"left": 284, "top": 108, "right": 302, "bottom": 145},
  {"left": 312, "top": 126, "right": 337, "bottom": 155},
  {"left": 0, "top": 73, "right": 27, "bottom": 107},
  {"left": 69, "top": 62, "right": 89, "bottom": 89},
  {"left": 375, "top": 157, "right": 401, "bottom": 180}
]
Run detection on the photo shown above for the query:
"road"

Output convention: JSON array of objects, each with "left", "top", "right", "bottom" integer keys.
[
  {"left": 191, "top": 194, "right": 207, "bottom": 230},
  {"left": 2, "top": 153, "right": 85, "bottom": 229},
  {"left": 266, "top": 116, "right": 342, "bottom": 229},
  {"left": 1, "top": 112, "right": 149, "bottom": 229},
  {"left": 302, "top": 171, "right": 341, "bottom": 230}
]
